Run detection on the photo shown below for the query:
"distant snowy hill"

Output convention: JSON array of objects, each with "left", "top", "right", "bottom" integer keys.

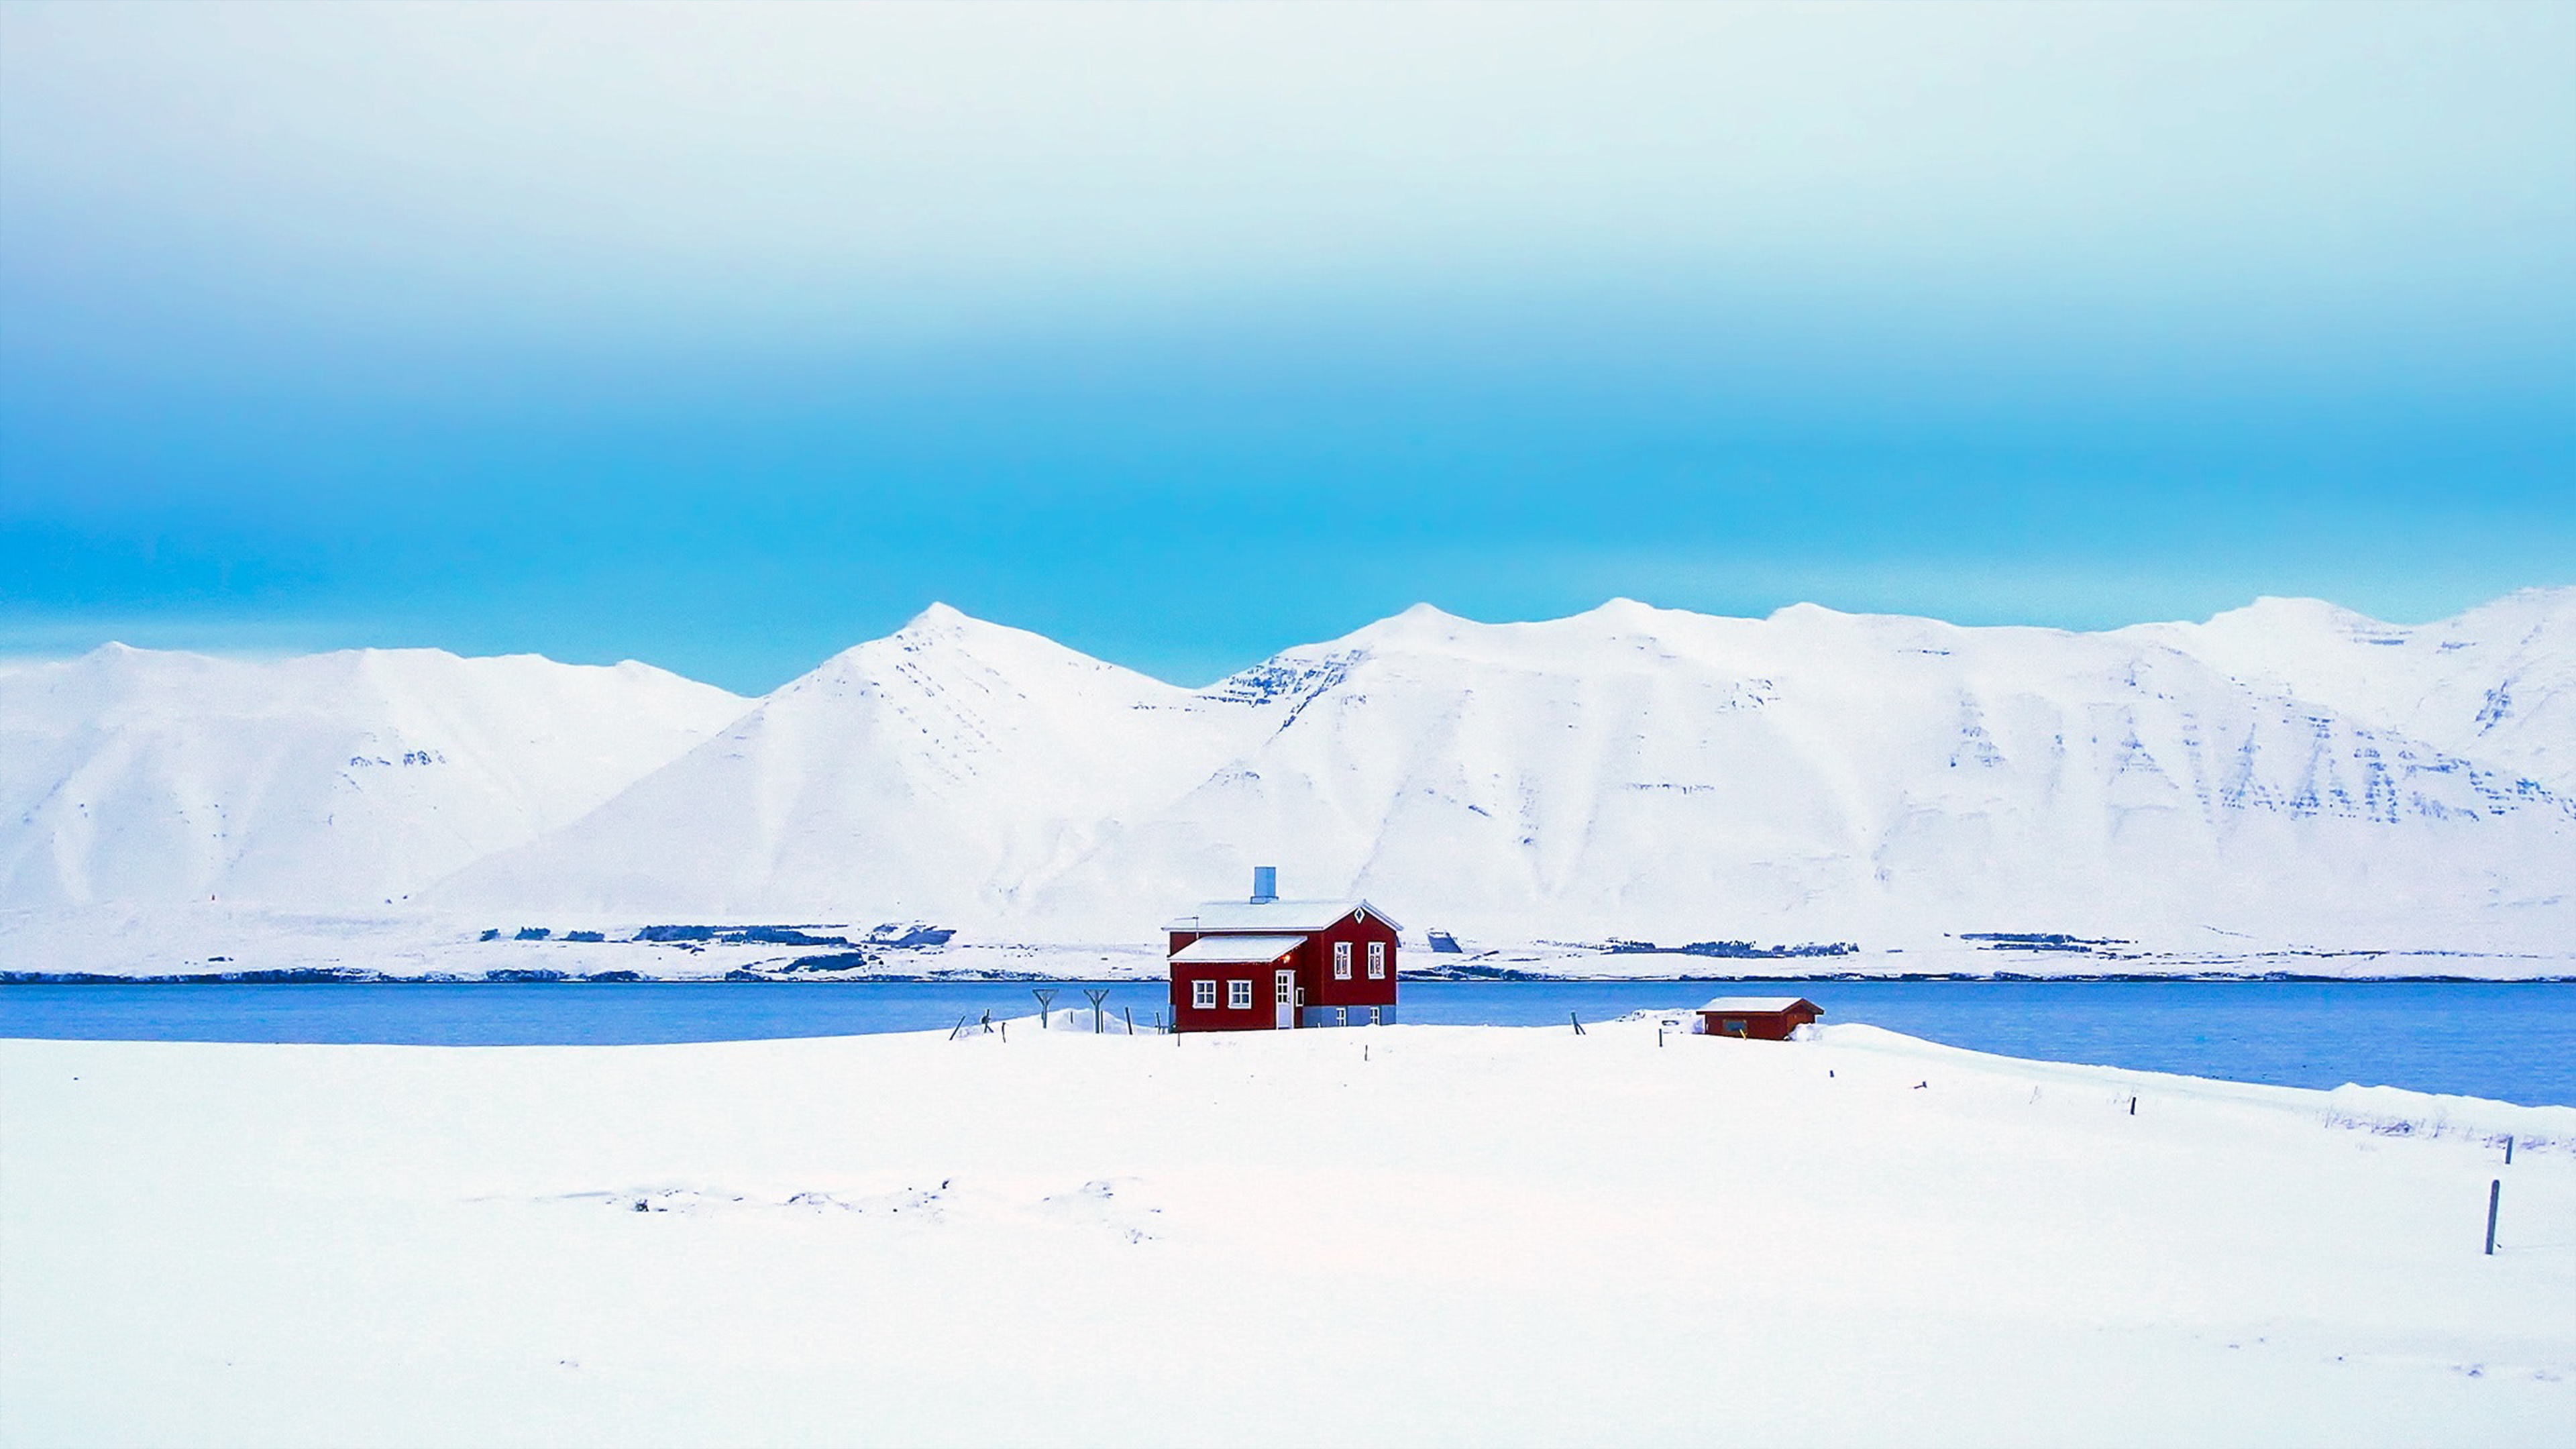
[
  {"left": 0, "top": 645, "right": 749, "bottom": 908},
  {"left": 2130, "top": 587, "right": 2576, "bottom": 794},
  {"left": 441, "top": 604, "right": 1283, "bottom": 923},
  {"left": 431, "top": 594, "right": 2576, "bottom": 950}
]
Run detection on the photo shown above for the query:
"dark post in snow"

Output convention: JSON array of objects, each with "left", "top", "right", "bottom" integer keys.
[
  {"left": 2505, "top": 1134, "right": 2514, "bottom": 1165},
  {"left": 2485, "top": 1179, "right": 2502, "bottom": 1256},
  {"left": 1570, "top": 1012, "right": 1585, "bottom": 1036},
  {"left": 1084, "top": 987, "right": 1109, "bottom": 1033},
  {"left": 2129, "top": 1096, "right": 2137, "bottom": 1116},
  {"left": 1124, "top": 1006, "right": 1135, "bottom": 1034},
  {"left": 1033, "top": 987, "right": 1057, "bottom": 1028}
]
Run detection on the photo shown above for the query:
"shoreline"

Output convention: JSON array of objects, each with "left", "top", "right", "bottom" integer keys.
[{"left": 12, "top": 967, "right": 2576, "bottom": 986}]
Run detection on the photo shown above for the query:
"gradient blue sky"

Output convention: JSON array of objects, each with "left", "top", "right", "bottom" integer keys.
[{"left": 3, "top": 1, "right": 2571, "bottom": 691}]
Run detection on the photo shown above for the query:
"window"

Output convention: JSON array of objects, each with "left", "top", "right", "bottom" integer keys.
[
  {"left": 1366, "top": 941, "right": 1387, "bottom": 979},
  {"left": 1368, "top": 1006, "right": 1382, "bottom": 1025},
  {"left": 1721, "top": 1018, "right": 1747, "bottom": 1035},
  {"left": 1192, "top": 979, "right": 1216, "bottom": 1010},
  {"left": 1334, "top": 1006, "right": 1348, "bottom": 1026},
  {"left": 1333, "top": 942, "right": 1352, "bottom": 979},
  {"left": 1228, "top": 979, "right": 1253, "bottom": 1010}
]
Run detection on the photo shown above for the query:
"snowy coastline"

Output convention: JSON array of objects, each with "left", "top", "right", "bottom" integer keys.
[
  {"left": 7, "top": 1016, "right": 2570, "bottom": 1446},
  {"left": 7, "top": 912, "right": 2573, "bottom": 984}
]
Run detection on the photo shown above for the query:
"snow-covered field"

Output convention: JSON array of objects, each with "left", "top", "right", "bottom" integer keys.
[{"left": 6, "top": 1018, "right": 2570, "bottom": 1446}]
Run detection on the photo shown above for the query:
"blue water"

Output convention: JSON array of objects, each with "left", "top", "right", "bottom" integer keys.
[{"left": 3, "top": 979, "right": 2571, "bottom": 1108}]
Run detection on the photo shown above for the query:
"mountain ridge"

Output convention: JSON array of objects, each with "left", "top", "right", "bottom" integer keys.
[
  {"left": 0, "top": 645, "right": 751, "bottom": 909},
  {"left": 7, "top": 591, "right": 2569, "bottom": 949},
  {"left": 424, "top": 590, "right": 2576, "bottom": 948}
]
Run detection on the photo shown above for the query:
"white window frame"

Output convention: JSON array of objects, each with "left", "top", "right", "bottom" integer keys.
[
  {"left": 1334, "top": 1006, "right": 1348, "bottom": 1026},
  {"left": 1192, "top": 978, "right": 1217, "bottom": 1010},
  {"left": 1366, "top": 941, "right": 1387, "bottom": 979},
  {"left": 1333, "top": 941, "right": 1352, "bottom": 979},
  {"left": 1368, "top": 1006, "right": 1382, "bottom": 1025},
  {"left": 1228, "top": 979, "right": 1253, "bottom": 1010}
]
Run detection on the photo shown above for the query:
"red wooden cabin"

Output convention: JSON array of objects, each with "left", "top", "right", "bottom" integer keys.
[
  {"left": 1693, "top": 996, "right": 1821, "bottom": 1040},
  {"left": 1166, "top": 868, "right": 1399, "bottom": 1032}
]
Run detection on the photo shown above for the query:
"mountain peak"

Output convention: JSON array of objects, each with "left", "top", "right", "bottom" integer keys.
[
  {"left": 2452, "top": 585, "right": 2576, "bottom": 633},
  {"left": 2212, "top": 596, "right": 2381, "bottom": 629},
  {"left": 1576, "top": 596, "right": 1670, "bottom": 627},
  {"left": 1377, "top": 601, "right": 1469, "bottom": 635},
  {"left": 1764, "top": 600, "right": 1859, "bottom": 624},
  {"left": 1299, "top": 602, "right": 1471, "bottom": 655},
  {"left": 74, "top": 640, "right": 205, "bottom": 669},
  {"left": 899, "top": 601, "right": 975, "bottom": 633},
  {"left": 871, "top": 602, "right": 1065, "bottom": 659},
  {"left": 784, "top": 604, "right": 1180, "bottom": 706}
]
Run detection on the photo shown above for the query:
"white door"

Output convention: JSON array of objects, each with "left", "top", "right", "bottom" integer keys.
[{"left": 1275, "top": 969, "right": 1297, "bottom": 1029}]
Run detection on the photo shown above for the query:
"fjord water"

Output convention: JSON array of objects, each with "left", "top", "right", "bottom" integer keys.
[{"left": 4, "top": 979, "right": 2571, "bottom": 1107}]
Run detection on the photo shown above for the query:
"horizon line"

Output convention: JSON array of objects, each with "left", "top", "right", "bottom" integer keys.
[{"left": 7, "top": 582, "right": 2569, "bottom": 696}]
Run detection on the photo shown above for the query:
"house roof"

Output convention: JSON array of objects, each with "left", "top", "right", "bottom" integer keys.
[
  {"left": 1696, "top": 996, "right": 1821, "bottom": 1015},
  {"left": 1162, "top": 898, "right": 1405, "bottom": 933},
  {"left": 1169, "top": 933, "right": 1311, "bottom": 965}
]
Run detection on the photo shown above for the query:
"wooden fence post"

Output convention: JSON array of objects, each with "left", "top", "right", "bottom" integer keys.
[{"left": 2486, "top": 1179, "right": 2502, "bottom": 1255}]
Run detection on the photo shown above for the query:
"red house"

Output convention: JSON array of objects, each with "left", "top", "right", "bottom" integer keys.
[
  {"left": 1166, "top": 868, "right": 1399, "bottom": 1032},
  {"left": 1693, "top": 996, "right": 1822, "bottom": 1040}
]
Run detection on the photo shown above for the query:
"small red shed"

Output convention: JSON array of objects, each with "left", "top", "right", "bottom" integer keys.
[
  {"left": 1166, "top": 869, "right": 1399, "bottom": 1033},
  {"left": 1693, "top": 996, "right": 1821, "bottom": 1040}
]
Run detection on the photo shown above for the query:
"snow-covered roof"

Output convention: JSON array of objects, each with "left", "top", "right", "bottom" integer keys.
[
  {"left": 1163, "top": 898, "right": 1404, "bottom": 932},
  {"left": 1169, "top": 933, "right": 1311, "bottom": 965},
  {"left": 1696, "top": 996, "right": 1820, "bottom": 1015}
]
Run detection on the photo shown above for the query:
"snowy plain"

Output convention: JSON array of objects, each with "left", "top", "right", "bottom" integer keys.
[{"left": 4, "top": 1016, "right": 2571, "bottom": 1447}]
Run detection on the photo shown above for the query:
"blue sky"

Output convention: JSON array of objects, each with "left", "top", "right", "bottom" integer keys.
[{"left": 3, "top": 1, "right": 2570, "bottom": 692}]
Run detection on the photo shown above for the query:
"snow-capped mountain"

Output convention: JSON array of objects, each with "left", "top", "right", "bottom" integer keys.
[
  {"left": 0, "top": 645, "right": 750, "bottom": 908},
  {"left": 441, "top": 604, "right": 1285, "bottom": 922},
  {"left": 2130, "top": 588, "right": 2576, "bottom": 794},
  {"left": 431, "top": 593, "right": 2576, "bottom": 949}
]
